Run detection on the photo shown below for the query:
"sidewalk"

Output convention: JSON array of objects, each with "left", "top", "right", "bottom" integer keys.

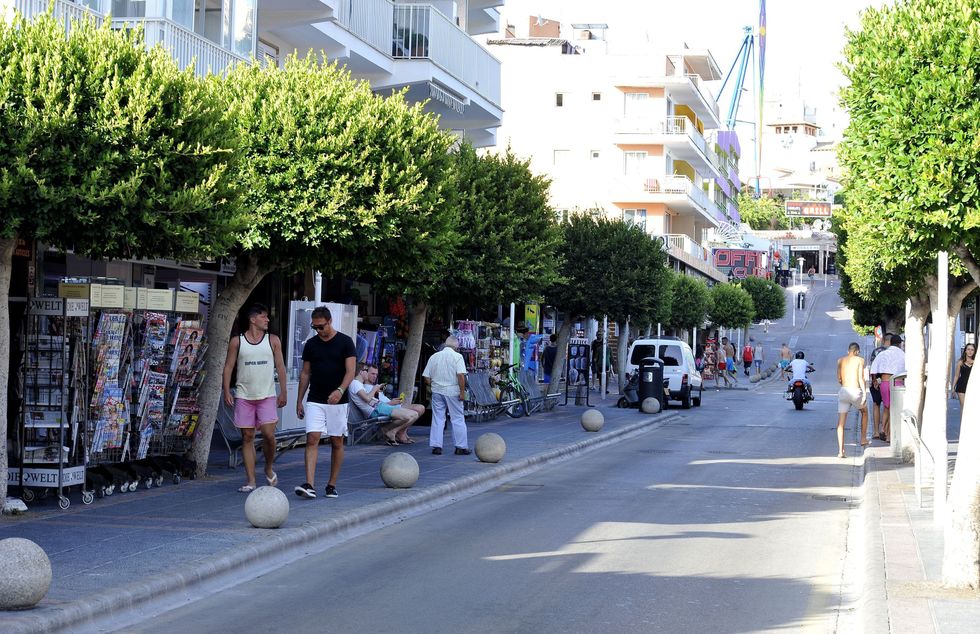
[
  {"left": 0, "top": 397, "right": 677, "bottom": 634},
  {"left": 859, "top": 403, "right": 980, "bottom": 633}
]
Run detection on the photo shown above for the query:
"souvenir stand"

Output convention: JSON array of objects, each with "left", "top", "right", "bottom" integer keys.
[
  {"left": 453, "top": 320, "right": 510, "bottom": 373},
  {"left": 14, "top": 297, "right": 91, "bottom": 509},
  {"left": 280, "top": 301, "right": 358, "bottom": 433}
]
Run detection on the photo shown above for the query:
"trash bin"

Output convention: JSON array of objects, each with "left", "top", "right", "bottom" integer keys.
[
  {"left": 638, "top": 357, "right": 664, "bottom": 408},
  {"left": 797, "top": 292, "right": 806, "bottom": 310}
]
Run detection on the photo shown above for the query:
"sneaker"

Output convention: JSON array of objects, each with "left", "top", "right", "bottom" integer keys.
[
  {"left": 324, "top": 485, "right": 338, "bottom": 498},
  {"left": 432, "top": 447, "right": 443, "bottom": 455},
  {"left": 454, "top": 447, "right": 472, "bottom": 455},
  {"left": 294, "top": 483, "right": 316, "bottom": 499}
]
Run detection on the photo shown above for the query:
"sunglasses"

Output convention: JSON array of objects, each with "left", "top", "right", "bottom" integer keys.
[{"left": 311, "top": 323, "right": 328, "bottom": 331}]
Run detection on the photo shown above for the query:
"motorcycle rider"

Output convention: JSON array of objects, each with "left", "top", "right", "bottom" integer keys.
[{"left": 787, "top": 351, "right": 815, "bottom": 401}]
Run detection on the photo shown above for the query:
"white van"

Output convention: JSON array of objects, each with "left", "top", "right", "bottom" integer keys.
[{"left": 626, "top": 337, "right": 703, "bottom": 408}]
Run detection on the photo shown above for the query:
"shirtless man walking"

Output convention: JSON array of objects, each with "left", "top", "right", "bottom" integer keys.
[
  {"left": 836, "top": 342, "right": 869, "bottom": 458},
  {"left": 780, "top": 343, "right": 793, "bottom": 379}
]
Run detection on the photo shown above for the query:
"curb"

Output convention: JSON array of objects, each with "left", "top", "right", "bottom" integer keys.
[
  {"left": 856, "top": 446, "right": 890, "bottom": 633},
  {"left": 3, "top": 411, "right": 680, "bottom": 634}
]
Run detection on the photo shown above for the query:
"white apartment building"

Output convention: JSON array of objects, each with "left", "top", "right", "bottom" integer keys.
[
  {"left": 6, "top": 0, "right": 503, "bottom": 146},
  {"left": 487, "top": 17, "right": 740, "bottom": 283}
]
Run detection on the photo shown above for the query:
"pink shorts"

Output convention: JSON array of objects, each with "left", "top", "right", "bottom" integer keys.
[
  {"left": 879, "top": 380, "right": 892, "bottom": 409},
  {"left": 234, "top": 396, "right": 278, "bottom": 428}
]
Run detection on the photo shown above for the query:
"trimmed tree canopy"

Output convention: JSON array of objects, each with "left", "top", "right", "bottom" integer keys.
[
  {"left": 668, "top": 273, "right": 712, "bottom": 331},
  {"left": 738, "top": 276, "right": 786, "bottom": 322},
  {"left": 708, "top": 283, "right": 755, "bottom": 329}
]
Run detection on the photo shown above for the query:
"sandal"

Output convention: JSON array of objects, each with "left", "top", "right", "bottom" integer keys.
[
  {"left": 238, "top": 484, "right": 256, "bottom": 493},
  {"left": 266, "top": 471, "right": 278, "bottom": 487},
  {"left": 383, "top": 437, "right": 400, "bottom": 446},
  {"left": 397, "top": 437, "right": 416, "bottom": 445}
]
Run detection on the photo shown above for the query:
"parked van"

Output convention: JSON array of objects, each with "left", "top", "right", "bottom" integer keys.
[{"left": 625, "top": 337, "right": 703, "bottom": 408}]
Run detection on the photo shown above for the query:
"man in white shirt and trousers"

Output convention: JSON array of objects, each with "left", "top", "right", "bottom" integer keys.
[{"left": 422, "top": 336, "right": 471, "bottom": 455}]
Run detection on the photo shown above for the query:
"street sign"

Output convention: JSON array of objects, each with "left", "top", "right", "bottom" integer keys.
[{"left": 785, "top": 200, "right": 832, "bottom": 217}]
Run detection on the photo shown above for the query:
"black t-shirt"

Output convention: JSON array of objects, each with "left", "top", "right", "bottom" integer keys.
[
  {"left": 302, "top": 332, "right": 356, "bottom": 404},
  {"left": 542, "top": 345, "right": 557, "bottom": 371}
]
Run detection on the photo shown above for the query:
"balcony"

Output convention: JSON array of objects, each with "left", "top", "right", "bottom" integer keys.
[
  {"left": 9, "top": 0, "right": 103, "bottom": 28},
  {"left": 615, "top": 116, "right": 722, "bottom": 177},
  {"left": 615, "top": 175, "right": 727, "bottom": 227},
  {"left": 663, "top": 234, "right": 727, "bottom": 282},
  {"left": 662, "top": 73, "right": 721, "bottom": 128},
  {"left": 111, "top": 17, "right": 248, "bottom": 77}
]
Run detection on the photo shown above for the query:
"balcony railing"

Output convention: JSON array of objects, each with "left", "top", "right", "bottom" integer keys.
[
  {"left": 336, "top": 0, "right": 394, "bottom": 57},
  {"left": 392, "top": 3, "right": 501, "bottom": 106},
  {"left": 664, "top": 234, "right": 710, "bottom": 264},
  {"left": 663, "top": 116, "right": 722, "bottom": 170},
  {"left": 10, "top": 0, "right": 104, "bottom": 30},
  {"left": 641, "top": 175, "right": 728, "bottom": 224},
  {"left": 111, "top": 17, "right": 248, "bottom": 77}
]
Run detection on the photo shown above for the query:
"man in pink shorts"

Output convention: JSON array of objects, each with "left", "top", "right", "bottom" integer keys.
[
  {"left": 223, "top": 304, "right": 288, "bottom": 492},
  {"left": 869, "top": 334, "right": 906, "bottom": 442}
]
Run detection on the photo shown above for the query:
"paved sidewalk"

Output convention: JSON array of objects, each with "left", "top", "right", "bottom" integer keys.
[
  {"left": 860, "top": 402, "right": 980, "bottom": 633},
  {"left": 0, "top": 397, "right": 678, "bottom": 633}
]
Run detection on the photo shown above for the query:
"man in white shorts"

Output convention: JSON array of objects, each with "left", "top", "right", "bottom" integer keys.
[
  {"left": 295, "top": 306, "right": 356, "bottom": 499},
  {"left": 223, "top": 303, "right": 287, "bottom": 492},
  {"left": 836, "top": 342, "right": 868, "bottom": 458}
]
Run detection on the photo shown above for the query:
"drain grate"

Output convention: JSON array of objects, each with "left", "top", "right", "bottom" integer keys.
[
  {"left": 706, "top": 450, "right": 738, "bottom": 455},
  {"left": 495, "top": 484, "right": 544, "bottom": 493},
  {"left": 812, "top": 495, "right": 859, "bottom": 503},
  {"left": 638, "top": 449, "right": 673, "bottom": 454}
]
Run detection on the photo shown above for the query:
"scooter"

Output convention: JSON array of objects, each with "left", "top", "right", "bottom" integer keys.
[
  {"left": 785, "top": 366, "right": 815, "bottom": 410},
  {"left": 617, "top": 372, "right": 672, "bottom": 408}
]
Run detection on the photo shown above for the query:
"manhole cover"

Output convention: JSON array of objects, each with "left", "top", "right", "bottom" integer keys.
[{"left": 495, "top": 484, "right": 544, "bottom": 493}]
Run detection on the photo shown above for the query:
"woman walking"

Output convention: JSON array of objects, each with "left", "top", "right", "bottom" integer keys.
[{"left": 951, "top": 343, "right": 975, "bottom": 420}]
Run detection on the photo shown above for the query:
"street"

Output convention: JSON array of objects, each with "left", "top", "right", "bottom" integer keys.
[{"left": 122, "top": 289, "right": 868, "bottom": 633}]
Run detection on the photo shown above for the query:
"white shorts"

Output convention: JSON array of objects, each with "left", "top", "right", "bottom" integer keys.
[
  {"left": 838, "top": 387, "right": 867, "bottom": 414},
  {"left": 304, "top": 402, "right": 349, "bottom": 437}
]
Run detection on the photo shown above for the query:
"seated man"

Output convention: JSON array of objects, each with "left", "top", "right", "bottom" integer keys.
[
  {"left": 787, "top": 351, "right": 815, "bottom": 399},
  {"left": 350, "top": 364, "right": 424, "bottom": 445}
]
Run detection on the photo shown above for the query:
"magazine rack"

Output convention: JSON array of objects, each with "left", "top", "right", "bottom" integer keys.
[{"left": 15, "top": 298, "right": 92, "bottom": 509}]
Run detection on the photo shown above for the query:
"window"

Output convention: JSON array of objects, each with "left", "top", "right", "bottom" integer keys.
[
  {"left": 592, "top": 92, "right": 602, "bottom": 101},
  {"left": 623, "top": 92, "right": 649, "bottom": 118},
  {"left": 553, "top": 150, "right": 570, "bottom": 166},
  {"left": 623, "top": 151, "right": 647, "bottom": 175},
  {"left": 555, "top": 93, "right": 565, "bottom": 107},
  {"left": 622, "top": 208, "right": 647, "bottom": 231},
  {"left": 590, "top": 150, "right": 601, "bottom": 160}
]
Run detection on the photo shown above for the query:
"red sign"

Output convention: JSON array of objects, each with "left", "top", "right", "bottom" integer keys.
[
  {"left": 785, "top": 200, "right": 832, "bottom": 217},
  {"left": 712, "top": 249, "right": 767, "bottom": 278}
]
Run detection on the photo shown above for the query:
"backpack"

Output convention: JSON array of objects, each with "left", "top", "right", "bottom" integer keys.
[{"left": 742, "top": 345, "right": 753, "bottom": 362}]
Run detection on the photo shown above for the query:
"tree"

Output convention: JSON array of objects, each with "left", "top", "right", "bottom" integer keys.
[
  {"left": 737, "top": 276, "right": 785, "bottom": 322},
  {"left": 666, "top": 273, "right": 711, "bottom": 344},
  {"left": 735, "top": 193, "right": 788, "bottom": 230},
  {"left": 839, "top": 0, "right": 980, "bottom": 588},
  {"left": 544, "top": 215, "right": 670, "bottom": 392},
  {"left": 0, "top": 14, "right": 239, "bottom": 508},
  {"left": 381, "top": 144, "right": 563, "bottom": 402},
  {"left": 708, "top": 283, "right": 755, "bottom": 331},
  {"left": 189, "top": 56, "right": 455, "bottom": 475}
]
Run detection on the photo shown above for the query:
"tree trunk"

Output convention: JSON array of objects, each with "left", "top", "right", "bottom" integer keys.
[
  {"left": 189, "top": 255, "right": 268, "bottom": 479},
  {"left": 616, "top": 320, "right": 629, "bottom": 394},
  {"left": 903, "top": 293, "right": 930, "bottom": 430},
  {"left": 547, "top": 318, "right": 574, "bottom": 396},
  {"left": 398, "top": 299, "right": 428, "bottom": 405},
  {"left": 0, "top": 237, "right": 17, "bottom": 511},
  {"left": 941, "top": 251, "right": 980, "bottom": 588}
]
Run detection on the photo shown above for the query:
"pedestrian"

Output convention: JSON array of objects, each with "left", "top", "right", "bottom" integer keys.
[
  {"left": 869, "top": 334, "right": 905, "bottom": 443},
  {"left": 294, "top": 306, "right": 356, "bottom": 500},
  {"left": 715, "top": 342, "right": 733, "bottom": 389},
  {"left": 836, "top": 342, "right": 869, "bottom": 458},
  {"left": 753, "top": 340, "right": 765, "bottom": 375},
  {"left": 762, "top": 318, "right": 770, "bottom": 333},
  {"left": 722, "top": 337, "right": 738, "bottom": 385},
  {"left": 951, "top": 342, "right": 975, "bottom": 421},
  {"left": 807, "top": 265, "right": 816, "bottom": 285},
  {"left": 542, "top": 334, "right": 558, "bottom": 385},
  {"left": 742, "top": 339, "right": 754, "bottom": 377},
  {"left": 779, "top": 343, "right": 792, "bottom": 379},
  {"left": 349, "top": 364, "right": 423, "bottom": 445},
  {"left": 590, "top": 334, "right": 603, "bottom": 389},
  {"left": 423, "top": 335, "right": 470, "bottom": 455},
  {"left": 222, "top": 303, "right": 288, "bottom": 493},
  {"left": 867, "top": 334, "right": 892, "bottom": 441}
]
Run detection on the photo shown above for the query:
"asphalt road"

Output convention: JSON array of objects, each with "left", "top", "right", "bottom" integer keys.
[{"left": 122, "top": 287, "right": 867, "bottom": 634}]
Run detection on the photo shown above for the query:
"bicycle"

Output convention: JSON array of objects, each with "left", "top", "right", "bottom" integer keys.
[{"left": 491, "top": 363, "right": 530, "bottom": 418}]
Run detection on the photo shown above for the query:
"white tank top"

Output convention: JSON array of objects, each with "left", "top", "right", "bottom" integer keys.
[{"left": 235, "top": 333, "right": 276, "bottom": 400}]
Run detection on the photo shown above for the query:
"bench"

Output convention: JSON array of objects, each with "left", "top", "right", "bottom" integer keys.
[
  {"left": 215, "top": 399, "right": 306, "bottom": 469},
  {"left": 464, "top": 371, "right": 507, "bottom": 421},
  {"left": 346, "top": 402, "right": 391, "bottom": 446},
  {"left": 518, "top": 370, "right": 560, "bottom": 414}
]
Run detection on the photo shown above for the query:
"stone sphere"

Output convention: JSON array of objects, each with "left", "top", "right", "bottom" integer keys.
[
  {"left": 0, "top": 538, "right": 52, "bottom": 610},
  {"left": 640, "top": 397, "right": 661, "bottom": 414},
  {"left": 475, "top": 433, "right": 506, "bottom": 463},
  {"left": 581, "top": 408, "right": 604, "bottom": 432},
  {"left": 244, "top": 486, "right": 290, "bottom": 529},
  {"left": 380, "top": 452, "right": 419, "bottom": 488}
]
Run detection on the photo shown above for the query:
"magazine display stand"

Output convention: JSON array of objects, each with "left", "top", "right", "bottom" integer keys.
[
  {"left": 454, "top": 321, "right": 509, "bottom": 373},
  {"left": 15, "top": 298, "right": 91, "bottom": 509}
]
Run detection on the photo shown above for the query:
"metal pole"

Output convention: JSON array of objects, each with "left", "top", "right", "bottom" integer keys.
[
  {"left": 601, "top": 316, "right": 608, "bottom": 400},
  {"left": 509, "top": 302, "right": 516, "bottom": 370},
  {"left": 931, "top": 252, "right": 950, "bottom": 524},
  {"left": 657, "top": 323, "right": 662, "bottom": 337},
  {"left": 313, "top": 271, "right": 323, "bottom": 303}
]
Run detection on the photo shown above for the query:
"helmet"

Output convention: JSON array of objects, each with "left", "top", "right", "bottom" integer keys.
[{"left": 795, "top": 351, "right": 805, "bottom": 359}]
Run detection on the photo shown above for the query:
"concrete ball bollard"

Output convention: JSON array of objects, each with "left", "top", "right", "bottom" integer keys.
[
  {"left": 380, "top": 452, "right": 419, "bottom": 488},
  {"left": 749, "top": 374, "right": 760, "bottom": 383},
  {"left": 581, "top": 409, "right": 604, "bottom": 432},
  {"left": 0, "top": 538, "right": 52, "bottom": 610},
  {"left": 475, "top": 433, "right": 506, "bottom": 463},
  {"left": 640, "top": 397, "right": 661, "bottom": 414},
  {"left": 245, "top": 486, "right": 290, "bottom": 529}
]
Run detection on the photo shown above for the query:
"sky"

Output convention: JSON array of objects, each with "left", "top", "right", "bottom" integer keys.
[{"left": 498, "top": 0, "right": 889, "bottom": 132}]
